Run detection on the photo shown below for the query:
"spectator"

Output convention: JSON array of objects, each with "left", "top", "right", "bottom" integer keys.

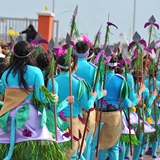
[{"left": 20, "top": 24, "right": 37, "bottom": 43}]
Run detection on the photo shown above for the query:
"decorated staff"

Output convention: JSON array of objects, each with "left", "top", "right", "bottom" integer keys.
[
  {"left": 128, "top": 32, "right": 147, "bottom": 134},
  {"left": 147, "top": 41, "right": 158, "bottom": 141},
  {"left": 93, "top": 25, "right": 102, "bottom": 48},
  {"left": 78, "top": 25, "right": 103, "bottom": 158},
  {"left": 61, "top": 5, "right": 78, "bottom": 149},
  {"left": 95, "top": 21, "right": 118, "bottom": 158},
  {"left": 65, "top": 33, "right": 74, "bottom": 149},
  {"left": 144, "top": 15, "right": 159, "bottom": 78},
  {"left": 70, "top": 5, "right": 79, "bottom": 38},
  {"left": 155, "top": 40, "right": 160, "bottom": 67},
  {"left": 122, "top": 56, "right": 133, "bottom": 156},
  {"left": 47, "top": 38, "right": 58, "bottom": 141},
  {"left": 144, "top": 15, "right": 159, "bottom": 141}
]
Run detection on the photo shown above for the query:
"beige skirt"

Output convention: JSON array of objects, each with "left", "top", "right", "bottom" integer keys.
[
  {"left": 65, "top": 117, "right": 86, "bottom": 159},
  {"left": 82, "top": 109, "right": 96, "bottom": 135},
  {"left": 96, "top": 110, "right": 122, "bottom": 150}
]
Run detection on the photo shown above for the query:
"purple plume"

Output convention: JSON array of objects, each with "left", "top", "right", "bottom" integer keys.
[
  {"left": 107, "top": 22, "right": 118, "bottom": 29},
  {"left": 128, "top": 41, "right": 136, "bottom": 52}
]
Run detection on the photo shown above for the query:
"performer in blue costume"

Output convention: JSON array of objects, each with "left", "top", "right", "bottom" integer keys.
[
  {"left": 144, "top": 66, "right": 160, "bottom": 159},
  {"left": 0, "top": 41, "right": 67, "bottom": 160},
  {"left": 114, "top": 61, "right": 142, "bottom": 160},
  {"left": 55, "top": 53, "right": 97, "bottom": 159},
  {"left": 132, "top": 70, "right": 157, "bottom": 160},
  {"left": 75, "top": 41, "right": 107, "bottom": 160},
  {"left": 93, "top": 55, "right": 131, "bottom": 160},
  {"left": 36, "top": 52, "right": 74, "bottom": 138}
]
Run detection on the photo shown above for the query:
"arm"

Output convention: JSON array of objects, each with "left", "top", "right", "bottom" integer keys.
[
  {"left": 79, "top": 81, "right": 96, "bottom": 110},
  {"left": 20, "top": 29, "right": 27, "bottom": 34}
]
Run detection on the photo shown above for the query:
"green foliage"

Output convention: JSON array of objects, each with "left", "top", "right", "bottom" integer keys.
[
  {"left": 33, "top": 86, "right": 55, "bottom": 107},
  {"left": 10, "top": 140, "right": 67, "bottom": 160},
  {"left": 45, "top": 52, "right": 55, "bottom": 80},
  {"left": 120, "top": 134, "right": 141, "bottom": 145}
]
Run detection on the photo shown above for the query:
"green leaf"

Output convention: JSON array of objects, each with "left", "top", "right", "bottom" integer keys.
[
  {"left": 16, "top": 104, "right": 29, "bottom": 129},
  {"left": 0, "top": 111, "right": 10, "bottom": 133},
  {"left": 78, "top": 81, "right": 85, "bottom": 100}
]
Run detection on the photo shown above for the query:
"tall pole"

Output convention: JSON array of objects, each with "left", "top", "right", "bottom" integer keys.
[
  {"left": 52, "top": 0, "right": 55, "bottom": 13},
  {"left": 133, "top": 0, "right": 136, "bottom": 35}
]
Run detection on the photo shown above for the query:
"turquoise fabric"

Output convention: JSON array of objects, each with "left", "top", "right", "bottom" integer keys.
[
  {"left": 55, "top": 72, "right": 96, "bottom": 117},
  {"left": 133, "top": 133, "right": 144, "bottom": 160},
  {"left": 98, "top": 141, "right": 119, "bottom": 160},
  {"left": 4, "top": 117, "right": 16, "bottom": 160},
  {"left": 103, "top": 71, "right": 131, "bottom": 108},
  {"left": 1, "top": 65, "right": 53, "bottom": 103},
  {"left": 76, "top": 58, "right": 103, "bottom": 100}
]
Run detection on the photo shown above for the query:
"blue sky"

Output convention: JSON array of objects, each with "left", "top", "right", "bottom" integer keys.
[{"left": 1, "top": 0, "right": 160, "bottom": 44}]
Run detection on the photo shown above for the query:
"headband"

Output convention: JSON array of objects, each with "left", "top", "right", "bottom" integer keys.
[
  {"left": 14, "top": 52, "right": 31, "bottom": 58},
  {"left": 75, "top": 50, "right": 89, "bottom": 58}
]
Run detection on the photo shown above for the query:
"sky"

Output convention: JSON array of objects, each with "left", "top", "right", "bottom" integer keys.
[{"left": 1, "top": 0, "right": 160, "bottom": 45}]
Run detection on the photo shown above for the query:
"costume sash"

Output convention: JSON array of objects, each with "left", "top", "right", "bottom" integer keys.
[{"left": 0, "top": 88, "right": 33, "bottom": 116}]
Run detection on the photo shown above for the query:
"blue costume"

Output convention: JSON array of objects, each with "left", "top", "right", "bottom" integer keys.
[
  {"left": 144, "top": 77, "right": 160, "bottom": 158},
  {"left": 55, "top": 72, "right": 96, "bottom": 159},
  {"left": 75, "top": 58, "right": 104, "bottom": 160},
  {"left": 94, "top": 71, "right": 131, "bottom": 160},
  {"left": 119, "top": 73, "right": 140, "bottom": 160},
  {"left": 0, "top": 65, "right": 67, "bottom": 159},
  {"left": 132, "top": 82, "right": 156, "bottom": 160}
]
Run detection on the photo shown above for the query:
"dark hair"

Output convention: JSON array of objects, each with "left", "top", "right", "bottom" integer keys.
[
  {"left": 115, "top": 66, "right": 123, "bottom": 75},
  {"left": 94, "top": 47, "right": 102, "bottom": 56},
  {"left": 108, "top": 55, "right": 118, "bottom": 70},
  {"left": 56, "top": 54, "right": 77, "bottom": 72},
  {"left": 4, "top": 41, "right": 35, "bottom": 92},
  {"left": 0, "top": 62, "right": 8, "bottom": 75},
  {"left": 76, "top": 41, "right": 89, "bottom": 54},
  {"left": 87, "top": 47, "right": 94, "bottom": 62},
  {"left": 28, "top": 24, "right": 35, "bottom": 31},
  {"left": 36, "top": 52, "right": 50, "bottom": 87}
]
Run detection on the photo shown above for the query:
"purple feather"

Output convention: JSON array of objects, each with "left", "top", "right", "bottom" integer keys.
[
  {"left": 144, "top": 22, "right": 159, "bottom": 30},
  {"left": 125, "top": 58, "right": 131, "bottom": 65},
  {"left": 107, "top": 22, "right": 118, "bottom": 29},
  {"left": 7, "top": 42, "right": 12, "bottom": 47},
  {"left": 94, "top": 50, "right": 105, "bottom": 64},
  {"left": 128, "top": 41, "right": 136, "bottom": 52},
  {"left": 30, "top": 39, "right": 39, "bottom": 45},
  {"left": 131, "top": 48, "right": 138, "bottom": 59},
  {"left": 155, "top": 40, "right": 160, "bottom": 45},
  {"left": 144, "top": 47, "right": 151, "bottom": 53},
  {"left": 38, "top": 39, "right": 48, "bottom": 44},
  {"left": 119, "top": 59, "right": 125, "bottom": 67},
  {"left": 153, "top": 48, "right": 157, "bottom": 54},
  {"left": 153, "top": 23, "right": 159, "bottom": 30},
  {"left": 144, "top": 22, "right": 152, "bottom": 28},
  {"left": 98, "top": 31, "right": 101, "bottom": 41},
  {"left": 69, "top": 41, "right": 76, "bottom": 50},
  {"left": 139, "top": 39, "right": 147, "bottom": 48},
  {"left": 104, "top": 56, "right": 112, "bottom": 64}
]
